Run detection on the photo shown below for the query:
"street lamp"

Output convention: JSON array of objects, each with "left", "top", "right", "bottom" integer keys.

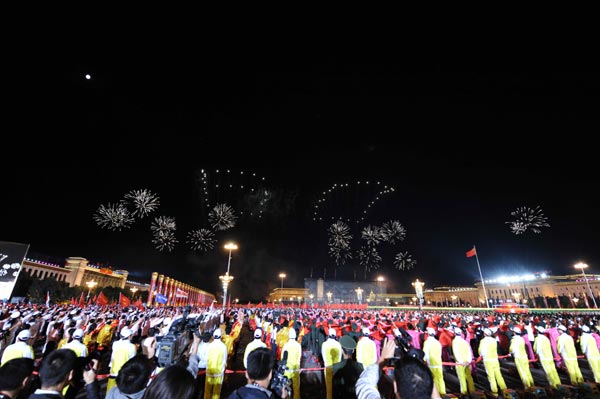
[
  {"left": 279, "top": 273, "right": 286, "bottom": 303},
  {"left": 575, "top": 262, "right": 598, "bottom": 308},
  {"left": 326, "top": 291, "right": 332, "bottom": 303},
  {"left": 130, "top": 286, "right": 138, "bottom": 299},
  {"left": 451, "top": 294, "right": 458, "bottom": 307},
  {"left": 355, "top": 287, "right": 364, "bottom": 304},
  {"left": 219, "top": 242, "right": 238, "bottom": 309},
  {"left": 377, "top": 276, "right": 384, "bottom": 305},
  {"left": 309, "top": 293, "right": 314, "bottom": 306},
  {"left": 86, "top": 280, "right": 97, "bottom": 300},
  {"left": 412, "top": 279, "right": 425, "bottom": 309}
]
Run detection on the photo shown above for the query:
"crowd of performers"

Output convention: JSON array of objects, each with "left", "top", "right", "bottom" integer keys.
[{"left": 1, "top": 302, "right": 600, "bottom": 398}]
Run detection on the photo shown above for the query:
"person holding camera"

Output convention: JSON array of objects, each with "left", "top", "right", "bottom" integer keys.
[{"left": 227, "top": 347, "right": 288, "bottom": 399}]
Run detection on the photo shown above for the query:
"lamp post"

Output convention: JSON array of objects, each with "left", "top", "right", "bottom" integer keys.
[
  {"left": 130, "top": 286, "right": 138, "bottom": 300},
  {"left": 412, "top": 279, "right": 425, "bottom": 309},
  {"left": 377, "top": 276, "right": 384, "bottom": 305},
  {"left": 86, "top": 280, "right": 97, "bottom": 300},
  {"left": 219, "top": 242, "right": 238, "bottom": 309},
  {"left": 279, "top": 273, "right": 286, "bottom": 303},
  {"left": 326, "top": 291, "right": 332, "bottom": 303},
  {"left": 309, "top": 293, "right": 314, "bottom": 306},
  {"left": 575, "top": 262, "right": 598, "bottom": 308},
  {"left": 355, "top": 287, "right": 364, "bottom": 304},
  {"left": 451, "top": 294, "right": 457, "bottom": 307}
]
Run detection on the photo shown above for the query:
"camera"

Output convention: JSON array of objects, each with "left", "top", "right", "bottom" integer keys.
[
  {"left": 386, "top": 327, "right": 425, "bottom": 366},
  {"left": 82, "top": 350, "right": 102, "bottom": 371},
  {"left": 157, "top": 307, "right": 201, "bottom": 367},
  {"left": 270, "top": 352, "right": 292, "bottom": 398}
]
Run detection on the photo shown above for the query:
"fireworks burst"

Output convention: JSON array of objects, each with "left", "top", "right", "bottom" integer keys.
[
  {"left": 93, "top": 203, "right": 134, "bottom": 231},
  {"left": 328, "top": 221, "right": 353, "bottom": 265},
  {"left": 151, "top": 216, "right": 178, "bottom": 252},
  {"left": 186, "top": 229, "right": 216, "bottom": 252},
  {"left": 123, "top": 189, "right": 160, "bottom": 218},
  {"left": 506, "top": 206, "right": 550, "bottom": 234},
  {"left": 358, "top": 246, "right": 382, "bottom": 272},
  {"left": 208, "top": 203, "right": 237, "bottom": 231},
  {"left": 329, "top": 245, "right": 353, "bottom": 266},
  {"left": 394, "top": 251, "right": 416, "bottom": 271},
  {"left": 380, "top": 220, "right": 406, "bottom": 244},
  {"left": 361, "top": 225, "right": 382, "bottom": 247}
]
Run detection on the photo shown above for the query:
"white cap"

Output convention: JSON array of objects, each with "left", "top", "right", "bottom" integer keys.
[
  {"left": 454, "top": 327, "right": 462, "bottom": 335},
  {"left": 483, "top": 328, "right": 492, "bottom": 336},
  {"left": 558, "top": 325, "right": 567, "bottom": 332},
  {"left": 254, "top": 328, "right": 263, "bottom": 338},
  {"left": 427, "top": 327, "right": 436, "bottom": 336},
  {"left": 17, "top": 330, "right": 30, "bottom": 341},
  {"left": 513, "top": 327, "right": 521, "bottom": 334},
  {"left": 289, "top": 329, "right": 297, "bottom": 339},
  {"left": 329, "top": 329, "right": 337, "bottom": 338},
  {"left": 362, "top": 327, "right": 370, "bottom": 336},
  {"left": 120, "top": 327, "right": 133, "bottom": 338},
  {"left": 536, "top": 326, "right": 546, "bottom": 333},
  {"left": 73, "top": 328, "right": 84, "bottom": 339},
  {"left": 10, "top": 311, "right": 20, "bottom": 319},
  {"left": 582, "top": 325, "right": 591, "bottom": 333},
  {"left": 213, "top": 328, "right": 222, "bottom": 338}
]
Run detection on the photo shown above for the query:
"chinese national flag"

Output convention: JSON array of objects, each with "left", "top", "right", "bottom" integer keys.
[
  {"left": 96, "top": 291, "right": 109, "bottom": 306},
  {"left": 119, "top": 293, "right": 131, "bottom": 307},
  {"left": 79, "top": 292, "right": 85, "bottom": 308},
  {"left": 466, "top": 247, "right": 477, "bottom": 258}
]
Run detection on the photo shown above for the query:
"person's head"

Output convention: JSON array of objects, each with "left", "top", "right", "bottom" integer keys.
[
  {"left": 39, "top": 349, "right": 77, "bottom": 389},
  {"left": 340, "top": 335, "right": 356, "bottom": 357},
  {"left": 116, "top": 355, "right": 153, "bottom": 395},
  {"left": 147, "top": 327, "right": 156, "bottom": 337},
  {"left": 253, "top": 328, "right": 263, "bottom": 339},
  {"left": 16, "top": 329, "right": 31, "bottom": 342},
  {"left": 393, "top": 356, "right": 434, "bottom": 399},
  {"left": 0, "top": 357, "right": 34, "bottom": 395},
  {"left": 72, "top": 328, "right": 84, "bottom": 341},
  {"left": 142, "top": 365, "right": 196, "bottom": 399},
  {"left": 246, "top": 348, "right": 274, "bottom": 384},
  {"left": 121, "top": 327, "right": 133, "bottom": 340}
]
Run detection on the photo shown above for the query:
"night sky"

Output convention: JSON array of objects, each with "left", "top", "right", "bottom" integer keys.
[{"left": 3, "top": 46, "right": 600, "bottom": 301}]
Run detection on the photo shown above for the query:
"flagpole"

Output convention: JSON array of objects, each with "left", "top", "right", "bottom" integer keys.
[{"left": 474, "top": 245, "right": 491, "bottom": 308}]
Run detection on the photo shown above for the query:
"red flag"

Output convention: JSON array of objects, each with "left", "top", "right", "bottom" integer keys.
[
  {"left": 119, "top": 293, "right": 131, "bottom": 307},
  {"left": 134, "top": 298, "right": 144, "bottom": 311},
  {"left": 175, "top": 288, "right": 189, "bottom": 298},
  {"left": 466, "top": 247, "right": 477, "bottom": 258},
  {"left": 96, "top": 291, "right": 109, "bottom": 306},
  {"left": 79, "top": 292, "right": 85, "bottom": 308}
]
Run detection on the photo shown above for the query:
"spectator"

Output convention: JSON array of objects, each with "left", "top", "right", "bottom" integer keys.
[
  {"left": 0, "top": 358, "right": 34, "bottom": 399},
  {"left": 142, "top": 365, "right": 197, "bottom": 399},
  {"left": 106, "top": 355, "right": 153, "bottom": 399},
  {"left": 227, "top": 347, "right": 288, "bottom": 399}
]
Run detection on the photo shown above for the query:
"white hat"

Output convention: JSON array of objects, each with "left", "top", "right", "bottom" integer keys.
[
  {"left": 289, "top": 329, "right": 297, "bottom": 339},
  {"left": 536, "top": 326, "right": 546, "bottom": 333},
  {"left": 120, "top": 327, "right": 133, "bottom": 338},
  {"left": 558, "top": 325, "right": 567, "bottom": 332},
  {"left": 427, "top": 327, "right": 436, "bottom": 336},
  {"left": 10, "top": 311, "right": 20, "bottom": 319},
  {"left": 362, "top": 327, "right": 370, "bottom": 336},
  {"left": 213, "top": 328, "right": 222, "bottom": 339},
  {"left": 454, "top": 327, "right": 462, "bottom": 335},
  {"left": 483, "top": 328, "right": 492, "bottom": 336},
  {"left": 254, "top": 328, "right": 263, "bottom": 338},
  {"left": 582, "top": 325, "right": 591, "bottom": 333},
  {"left": 73, "top": 328, "right": 84, "bottom": 339},
  {"left": 513, "top": 327, "right": 521, "bottom": 334},
  {"left": 329, "top": 329, "right": 337, "bottom": 338},
  {"left": 17, "top": 330, "right": 30, "bottom": 341}
]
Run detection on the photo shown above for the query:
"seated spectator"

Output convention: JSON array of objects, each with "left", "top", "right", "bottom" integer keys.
[
  {"left": 106, "top": 355, "right": 153, "bottom": 399},
  {"left": 0, "top": 357, "right": 34, "bottom": 399}
]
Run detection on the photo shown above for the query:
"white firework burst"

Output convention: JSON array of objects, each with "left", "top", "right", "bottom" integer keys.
[
  {"left": 186, "top": 229, "right": 216, "bottom": 252},
  {"left": 151, "top": 216, "right": 178, "bottom": 252},
  {"left": 394, "top": 251, "right": 416, "bottom": 271},
  {"left": 380, "top": 220, "right": 406, "bottom": 244},
  {"left": 152, "top": 231, "right": 178, "bottom": 252},
  {"left": 93, "top": 203, "right": 134, "bottom": 231},
  {"left": 358, "top": 246, "right": 382, "bottom": 272},
  {"left": 328, "top": 221, "right": 352, "bottom": 248},
  {"left": 329, "top": 245, "right": 353, "bottom": 266},
  {"left": 361, "top": 225, "right": 382, "bottom": 247},
  {"left": 506, "top": 206, "right": 550, "bottom": 235},
  {"left": 123, "top": 189, "right": 160, "bottom": 218},
  {"left": 208, "top": 203, "right": 237, "bottom": 231}
]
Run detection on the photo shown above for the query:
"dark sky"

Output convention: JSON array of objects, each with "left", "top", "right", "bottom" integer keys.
[{"left": 3, "top": 45, "right": 600, "bottom": 301}]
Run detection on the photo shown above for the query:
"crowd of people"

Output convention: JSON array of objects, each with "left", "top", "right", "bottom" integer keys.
[{"left": 1, "top": 301, "right": 600, "bottom": 398}]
